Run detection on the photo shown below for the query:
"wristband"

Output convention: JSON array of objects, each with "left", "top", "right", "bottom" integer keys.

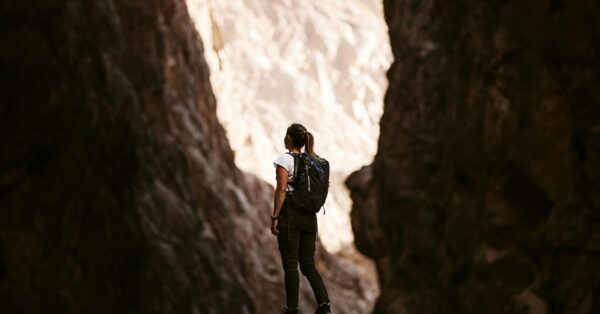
[{"left": 271, "top": 215, "right": 279, "bottom": 220}]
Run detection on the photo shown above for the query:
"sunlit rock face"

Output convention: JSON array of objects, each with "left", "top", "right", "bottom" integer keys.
[
  {"left": 0, "top": 0, "right": 374, "bottom": 313},
  {"left": 186, "top": 0, "right": 392, "bottom": 252},
  {"left": 348, "top": 0, "right": 600, "bottom": 313}
]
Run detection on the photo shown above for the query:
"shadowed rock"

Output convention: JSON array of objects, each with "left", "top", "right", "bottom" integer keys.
[
  {"left": 0, "top": 0, "right": 370, "bottom": 313},
  {"left": 347, "top": 0, "right": 600, "bottom": 313}
]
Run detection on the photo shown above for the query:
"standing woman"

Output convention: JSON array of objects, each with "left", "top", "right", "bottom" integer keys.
[{"left": 271, "top": 123, "right": 332, "bottom": 314}]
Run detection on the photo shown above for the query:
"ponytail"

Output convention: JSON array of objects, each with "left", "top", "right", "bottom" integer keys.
[
  {"left": 304, "top": 131, "right": 316, "bottom": 156},
  {"left": 287, "top": 123, "right": 316, "bottom": 156}
]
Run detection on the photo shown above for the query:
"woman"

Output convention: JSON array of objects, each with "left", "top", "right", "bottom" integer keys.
[{"left": 271, "top": 123, "right": 332, "bottom": 314}]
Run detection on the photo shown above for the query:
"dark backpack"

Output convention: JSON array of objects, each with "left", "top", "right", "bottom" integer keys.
[{"left": 286, "top": 152, "right": 330, "bottom": 214}]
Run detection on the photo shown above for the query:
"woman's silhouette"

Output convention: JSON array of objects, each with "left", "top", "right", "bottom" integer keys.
[{"left": 271, "top": 123, "right": 332, "bottom": 314}]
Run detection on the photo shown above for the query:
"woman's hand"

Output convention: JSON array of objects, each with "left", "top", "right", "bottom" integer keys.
[{"left": 271, "top": 218, "right": 279, "bottom": 236}]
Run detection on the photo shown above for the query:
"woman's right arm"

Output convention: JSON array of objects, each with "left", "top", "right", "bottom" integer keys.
[{"left": 271, "top": 165, "right": 288, "bottom": 235}]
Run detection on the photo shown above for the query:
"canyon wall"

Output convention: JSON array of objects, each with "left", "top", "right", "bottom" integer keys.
[
  {"left": 348, "top": 0, "right": 600, "bottom": 313},
  {"left": 0, "top": 1, "right": 371, "bottom": 313}
]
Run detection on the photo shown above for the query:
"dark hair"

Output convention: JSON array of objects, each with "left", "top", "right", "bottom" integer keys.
[{"left": 286, "top": 123, "right": 316, "bottom": 156}]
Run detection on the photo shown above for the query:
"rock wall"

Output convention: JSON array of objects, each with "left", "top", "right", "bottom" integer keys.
[
  {"left": 0, "top": 0, "right": 370, "bottom": 313},
  {"left": 347, "top": 0, "right": 600, "bottom": 313}
]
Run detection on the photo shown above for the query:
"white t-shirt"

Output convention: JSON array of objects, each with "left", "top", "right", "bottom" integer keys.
[{"left": 273, "top": 152, "right": 296, "bottom": 191}]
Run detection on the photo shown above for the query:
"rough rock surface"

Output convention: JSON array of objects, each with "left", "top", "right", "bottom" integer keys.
[
  {"left": 347, "top": 0, "right": 600, "bottom": 313},
  {"left": 0, "top": 0, "right": 371, "bottom": 313}
]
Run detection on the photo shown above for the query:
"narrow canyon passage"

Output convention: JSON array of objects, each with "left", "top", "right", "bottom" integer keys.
[
  {"left": 185, "top": 1, "right": 392, "bottom": 312},
  {"left": 1, "top": 0, "right": 597, "bottom": 313}
]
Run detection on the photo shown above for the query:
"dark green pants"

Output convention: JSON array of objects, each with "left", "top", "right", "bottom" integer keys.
[{"left": 277, "top": 226, "right": 330, "bottom": 309}]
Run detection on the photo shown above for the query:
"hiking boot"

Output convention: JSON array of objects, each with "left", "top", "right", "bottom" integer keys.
[
  {"left": 315, "top": 302, "right": 331, "bottom": 314},
  {"left": 282, "top": 307, "right": 298, "bottom": 314}
]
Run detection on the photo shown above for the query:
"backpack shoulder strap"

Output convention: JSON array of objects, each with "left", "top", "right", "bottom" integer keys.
[{"left": 285, "top": 152, "right": 300, "bottom": 187}]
